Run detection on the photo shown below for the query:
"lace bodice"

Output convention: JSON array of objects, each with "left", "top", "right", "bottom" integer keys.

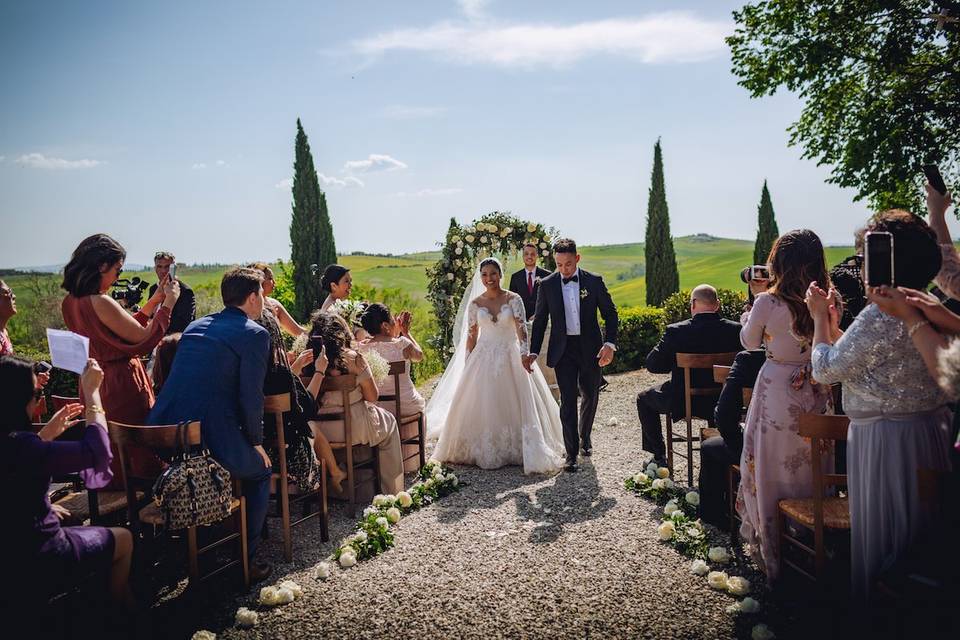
[
  {"left": 811, "top": 304, "right": 949, "bottom": 415},
  {"left": 467, "top": 295, "right": 529, "bottom": 354}
]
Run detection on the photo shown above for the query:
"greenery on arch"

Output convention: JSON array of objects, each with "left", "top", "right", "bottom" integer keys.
[{"left": 426, "top": 211, "right": 557, "bottom": 363}]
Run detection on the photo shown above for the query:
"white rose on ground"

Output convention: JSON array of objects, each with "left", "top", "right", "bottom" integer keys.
[
  {"left": 279, "top": 580, "right": 303, "bottom": 599},
  {"left": 646, "top": 462, "right": 658, "bottom": 472},
  {"left": 637, "top": 474, "right": 651, "bottom": 486},
  {"left": 708, "top": 546, "right": 731, "bottom": 564},
  {"left": 726, "top": 576, "right": 751, "bottom": 596},
  {"left": 685, "top": 491, "right": 700, "bottom": 506},
  {"left": 670, "top": 510, "right": 686, "bottom": 523},
  {"left": 363, "top": 506, "right": 377, "bottom": 518},
  {"left": 424, "top": 478, "right": 435, "bottom": 489},
  {"left": 397, "top": 491, "right": 413, "bottom": 508},
  {"left": 258, "top": 586, "right": 280, "bottom": 606},
  {"left": 752, "top": 624, "right": 775, "bottom": 640},
  {"left": 656, "top": 467, "right": 670, "bottom": 479},
  {"left": 657, "top": 521, "right": 676, "bottom": 541},
  {"left": 527, "top": 223, "right": 537, "bottom": 233},
  {"left": 740, "top": 597, "right": 761, "bottom": 613},
  {"left": 275, "top": 586, "right": 295, "bottom": 604},
  {"left": 339, "top": 551, "right": 357, "bottom": 568},
  {"left": 726, "top": 602, "right": 742, "bottom": 614},
  {"left": 690, "top": 559, "right": 709, "bottom": 576},
  {"left": 235, "top": 607, "right": 259, "bottom": 628},
  {"left": 339, "top": 545, "right": 354, "bottom": 556},
  {"left": 661, "top": 478, "right": 675, "bottom": 489},
  {"left": 353, "top": 531, "right": 368, "bottom": 543},
  {"left": 192, "top": 631, "right": 216, "bottom": 640},
  {"left": 314, "top": 562, "right": 331, "bottom": 580},
  {"left": 449, "top": 474, "right": 459, "bottom": 486},
  {"left": 663, "top": 500, "right": 679, "bottom": 516},
  {"left": 384, "top": 494, "right": 396, "bottom": 503},
  {"left": 631, "top": 473, "right": 645, "bottom": 485},
  {"left": 651, "top": 478, "right": 665, "bottom": 490},
  {"left": 684, "top": 526, "right": 702, "bottom": 538},
  {"left": 431, "top": 465, "right": 444, "bottom": 477},
  {"left": 707, "top": 571, "right": 729, "bottom": 590},
  {"left": 387, "top": 507, "right": 402, "bottom": 524},
  {"left": 376, "top": 516, "right": 389, "bottom": 529}
]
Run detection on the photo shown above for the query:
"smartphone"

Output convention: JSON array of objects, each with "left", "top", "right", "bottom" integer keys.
[
  {"left": 922, "top": 164, "right": 947, "bottom": 195},
  {"left": 750, "top": 265, "right": 770, "bottom": 281},
  {"left": 34, "top": 360, "right": 52, "bottom": 374},
  {"left": 864, "top": 231, "right": 894, "bottom": 287},
  {"left": 168, "top": 263, "right": 177, "bottom": 281}
]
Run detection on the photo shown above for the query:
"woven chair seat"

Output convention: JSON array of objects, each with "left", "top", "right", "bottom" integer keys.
[
  {"left": 139, "top": 498, "right": 240, "bottom": 526},
  {"left": 778, "top": 497, "right": 850, "bottom": 530},
  {"left": 54, "top": 490, "right": 142, "bottom": 524}
]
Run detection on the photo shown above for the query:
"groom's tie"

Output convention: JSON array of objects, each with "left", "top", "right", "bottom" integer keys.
[
  {"left": 562, "top": 274, "right": 579, "bottom": 285},
  {"left": 527, "top": 271, "right": 534, "bottom": 295}
]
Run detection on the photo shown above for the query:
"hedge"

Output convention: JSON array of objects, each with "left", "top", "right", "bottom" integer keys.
[
  {"left": 603, "top": 306, "right": 667, "bottom": 374},
  {"left": 660, "top": 288, "right": 747, "bottom": 325}
]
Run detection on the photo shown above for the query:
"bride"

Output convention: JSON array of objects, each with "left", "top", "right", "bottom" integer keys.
[{"left": 426, "top": 257, "right": 565, "bottom": 474}]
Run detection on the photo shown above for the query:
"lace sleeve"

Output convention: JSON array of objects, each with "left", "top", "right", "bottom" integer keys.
[
  {"left": 810, "top": 306, "right": 876, "bottom": 385},
  {"left": 468, "top": 301, "right": 479, "bottom": 328},
  {"left": 510, "top": 296, "right": 530, "bottom": 354}
]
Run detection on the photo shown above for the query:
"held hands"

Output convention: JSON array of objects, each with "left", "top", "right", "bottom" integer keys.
[
  {"left": 79, "top": 359, "right": 104, "bottom": 398},
  {"left": 39, "top": 402, "right": 84, "bottom": 441},
  {"left": 290, "top": 348, "right": 313, "bottom": 376},
  {"left": 597, "top": 344, "right": 615, "bottom": 368},
  {"left": 888, "top": 286, "right": 959, "bottom": 334},
  {"left": 521, "top": 353, "right": 535, "bottom": 373}
]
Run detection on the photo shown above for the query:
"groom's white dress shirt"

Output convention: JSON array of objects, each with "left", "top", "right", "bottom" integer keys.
[{"left": 561, "top": 269, "right": 582, "bottom": 335}]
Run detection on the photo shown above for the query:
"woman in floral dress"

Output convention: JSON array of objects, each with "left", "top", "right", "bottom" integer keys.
[{"left": 735, "top": 229, "right": 837, "bottom": 580}]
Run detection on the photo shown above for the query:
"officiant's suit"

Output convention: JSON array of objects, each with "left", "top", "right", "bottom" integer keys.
[
  {"left": 509, "top": 265, "right": 551, "bottom": 320},
  {"left": 530, "top": 268, "right": 618, "bottom": 464}
]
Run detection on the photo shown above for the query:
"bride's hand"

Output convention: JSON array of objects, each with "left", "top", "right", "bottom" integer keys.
[{"left": 521, "top": 353, "right": 534, "bottom": 373}]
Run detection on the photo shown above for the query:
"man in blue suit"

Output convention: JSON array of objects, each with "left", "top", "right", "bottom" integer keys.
[{"left": 148, "top": 266, "right": 273, "bottom": 581}]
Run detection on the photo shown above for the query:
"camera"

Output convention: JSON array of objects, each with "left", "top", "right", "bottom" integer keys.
[
  {"left": 111, "top": 277, "right": 150, "bottom": 311},
  {"left": 739, "top": 265, "right": 770, "bottom": 284}
]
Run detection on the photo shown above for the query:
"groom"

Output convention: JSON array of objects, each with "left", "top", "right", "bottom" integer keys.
[{"left": 524, "top": 238, "right": 618, "bottom": 472}]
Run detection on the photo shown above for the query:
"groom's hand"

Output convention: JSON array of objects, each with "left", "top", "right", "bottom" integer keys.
[
  {"left": 597, "top": 344, "right": 615, "bottom": 368},
  {"left": 521, "top": 353, "right": 535, "bottom": 373}
]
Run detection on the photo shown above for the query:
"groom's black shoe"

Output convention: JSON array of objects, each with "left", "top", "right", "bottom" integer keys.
[
  {"left": 565, "top": 459, "right": 579, "bottom": 473},
  {"left": 580, "top": 446, "right": 592, "bottom": 457}
]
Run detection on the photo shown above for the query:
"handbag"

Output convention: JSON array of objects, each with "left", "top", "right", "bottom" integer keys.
[{"left": 152, "top": 422, "right": 233, "bottom": 530}]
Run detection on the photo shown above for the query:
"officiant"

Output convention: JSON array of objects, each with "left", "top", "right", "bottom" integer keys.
[{"left": 509, "top": 244, "right": 558, "bottom": 400}]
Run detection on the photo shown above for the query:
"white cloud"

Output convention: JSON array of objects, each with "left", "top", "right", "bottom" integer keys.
[
  {"left": 458, "top": 0, "right": 489, "bottom": 21},
  {"left": 343, "top": 154, "right": 408, "bottom": 173},
  {"left": 16, "top": 153, "right": 102, "bottom": 170},
  {"left": 216, "top": 159, "right": 227, "bottom": 166},
  {"left": 395, "top": 187, "right": 463, "bottom": 197},
  {"left": 275, "top": 174, "right": 364, "bottom": 190},
  {"left": 191, "top": 162, "right": 207, "bottom": 170},
  {"left": 380, "top": 105, "right": 447, "bottom": 119},
  {"left": 352, "top": 12, "right": 730, "bottom": 69}
]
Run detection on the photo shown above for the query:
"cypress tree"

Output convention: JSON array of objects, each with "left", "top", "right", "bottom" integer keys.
[
  {"left": 753, "top": 180, "right": 779, "bottom": 265},
  {"left": 289, "top": 118, "right": 338, "bottom": 320},
  {"left": 644, "top": 139, "right": 679, "bottom": 306}
]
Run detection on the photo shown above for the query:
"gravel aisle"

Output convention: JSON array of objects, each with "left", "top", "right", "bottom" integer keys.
[{"left": 188, "top": 371, "right": 778, "bottom": 639}]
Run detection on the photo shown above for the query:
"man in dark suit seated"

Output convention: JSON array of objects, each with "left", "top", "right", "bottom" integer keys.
[
  {"left": 148, "top": 267, "right": 273, "bottom": 582},
  {"left": 509, "top": 243, "right": 551, "bottom": 321},
  {"left": 637, "top": 285, "right": 743, "bottom": 467},
  {"left": 699, "top": 349, "right": 765, "bottom": 528}
]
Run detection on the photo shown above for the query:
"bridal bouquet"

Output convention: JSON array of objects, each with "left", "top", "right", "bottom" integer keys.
[
  {"left": 363, "top": 349, "right": 390, "bottom": 385},
  {"left": 328, "top": 298, "right": 367, "bottom": 328}
]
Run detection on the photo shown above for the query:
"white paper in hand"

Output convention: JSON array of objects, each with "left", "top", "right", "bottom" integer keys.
[{"left": 46, "top": 328, "right": 90, "bottom": 375}]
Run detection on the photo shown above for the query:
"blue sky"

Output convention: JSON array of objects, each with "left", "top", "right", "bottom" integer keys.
[{"left": 0, "top": 0, "right": 871, "bottom": 268}]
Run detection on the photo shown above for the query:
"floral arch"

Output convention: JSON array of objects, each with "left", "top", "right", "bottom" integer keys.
[{"left": 426, "top": 211, "right": 557, "bottom": 362}]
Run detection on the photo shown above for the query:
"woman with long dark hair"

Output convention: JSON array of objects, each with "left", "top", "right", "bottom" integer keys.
[
  {"left": 61, "top": 233, "right": 180, "bottom": 485},
  {"left": 0, "top": 356, "right": 134, "bottom": 609},
  {"left": 306, "top": 312, "right": 403, "bottom": 494},
  {"left": 735, "top": 229, "right": 838, "bottom": 580}
]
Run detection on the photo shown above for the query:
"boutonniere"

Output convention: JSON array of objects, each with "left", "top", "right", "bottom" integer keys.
[
  {"left": 580, "top": 288, "right": 589, "bottom": 300},
  {"left": 534, "top": 276, "right": 542, "bottom": 285}
]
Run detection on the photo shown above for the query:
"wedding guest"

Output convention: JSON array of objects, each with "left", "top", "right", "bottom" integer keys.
[
  {"left": 509, "top": 244, "right": 551, "bottom": 321},
  {"left": 147, "top": 251, "right": 195, "bottom": 334},
  {"left": 809, "top": 210, "right": 953, "bottom": 598},
  {"left": 150, "top": 333, "right": 181, "bottom": 395},
  {"left": 925, "top": 184, "right": 960, "bottom": 300},
  {"left": 306, "top": 312, "right": 404, "bottom": 495},
  {"left": 637, "top": 285, "right": 742, "bottom": 467},
  {"left": 736, "top": 229, "right": 836, "bottom": 581},
  {"left": 247, "top": 262, "right": 305, "bottom": 337},
  {"left": 699, "top": 349, "right": 765, "bottom": 528},
  {"left": 0, "top": 279, "right": 50, "bottom": 391},
  {"left": 61, "top": 233, "right": 179, "bottom": 487},
  {"left": 1, "top": 357, "right": 134, "bottom": 610},
  {"left": 320, "top": 264, "right": 352, "bottom": 312},
  {"left": 829, "top": 229, "right": 867, "bottom": 330},
  {"left": 148, "top": 267, "right": 273, "bottom": 583}
]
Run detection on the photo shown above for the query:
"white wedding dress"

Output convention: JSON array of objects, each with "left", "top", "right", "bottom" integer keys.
[{"left": 427, "top": 288, "right": 565, "bottom": 474}]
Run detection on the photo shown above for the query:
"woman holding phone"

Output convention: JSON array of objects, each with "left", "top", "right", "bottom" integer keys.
[{"left": 808, "top": 209, "right": 952, "bottom": 600}]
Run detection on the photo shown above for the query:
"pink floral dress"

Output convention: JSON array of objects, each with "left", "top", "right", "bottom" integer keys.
[{"left": 735, "top": 293, "right": 832, "bottom": 580}]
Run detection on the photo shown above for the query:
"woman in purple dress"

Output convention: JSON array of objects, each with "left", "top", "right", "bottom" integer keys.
[{"left": 0, "top": 356, "right": 134, "bottom": 609}]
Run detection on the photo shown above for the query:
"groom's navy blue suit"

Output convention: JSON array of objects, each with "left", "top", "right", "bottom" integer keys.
[{"left": 530, "top": 268, "right": 618, "bottom": 464}]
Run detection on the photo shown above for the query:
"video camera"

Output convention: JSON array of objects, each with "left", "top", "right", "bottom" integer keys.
[{"left": 110, "top": 277, "right": 149, "bottom": 311}]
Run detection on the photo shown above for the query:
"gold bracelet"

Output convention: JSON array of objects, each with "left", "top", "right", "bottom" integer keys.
[
  {"left": 86, "top": 405, "right": 105, "bottom": 415},
  {"left": 908, "top": 319, "right": 931, "bottom": 338}
]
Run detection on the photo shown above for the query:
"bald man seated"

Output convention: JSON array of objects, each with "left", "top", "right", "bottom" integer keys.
[{"left": 637, "top": 285, "right": 743, "bottom": 467}]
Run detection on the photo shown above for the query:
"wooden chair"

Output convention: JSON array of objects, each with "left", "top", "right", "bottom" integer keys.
[
  {"left": 777, "top": 414, "right": 851, "bottom": 582},
  {"left": 666, "top": 352, "right": 738, "bottom": 486},
  {"left": 380, "top": 360, "right": 426, "bottom": 472},
  {"left": 313, "top": 374, "right": 381, "bottom": 515},
  {"left": 263, "top": 393, "right": 329, "bottom": 562},
  {"left": 107, "top": 420, "right": 249, "bottom": 589},
  {"left": 709, "top": 365, "right": 754, "bottom": 541}
]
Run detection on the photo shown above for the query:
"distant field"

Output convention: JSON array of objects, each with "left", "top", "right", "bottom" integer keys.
[{"left": 3, "top": 236, "right": 858, "bottom": 309}]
